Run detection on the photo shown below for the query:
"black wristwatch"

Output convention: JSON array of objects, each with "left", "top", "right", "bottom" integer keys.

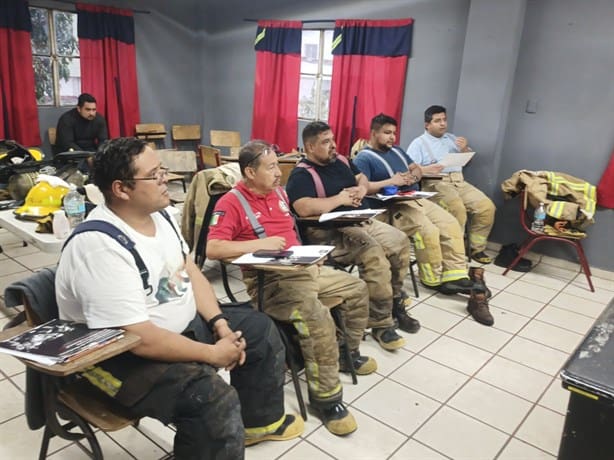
[{"left": 208, "top": 313, "right": 230, "bottom": 332}]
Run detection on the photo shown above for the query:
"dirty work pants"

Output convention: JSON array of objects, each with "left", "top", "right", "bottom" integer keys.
[
  {"left": 422, "top": 171, "right": 495, "bottom": 254},
  {"left": 86, "top": 304, "right": 285, "bottom": 460},
  {"left": 305, "top": 219, "right": 410, "bottom": 328},
  {"left": 243, "top": 265, "right": 368, "bottom": 403},
  {"left": 379, "top": 198, "right": 468, "bottom": 287}
]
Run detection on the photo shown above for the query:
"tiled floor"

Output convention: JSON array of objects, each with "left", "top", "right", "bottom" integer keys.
[{"left": 1, "top": 217, "right": 613, "bottom": 459}]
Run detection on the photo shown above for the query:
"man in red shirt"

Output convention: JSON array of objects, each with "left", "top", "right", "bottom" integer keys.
[{"left": 207, "top": 140, "right": 375, "bottom": 437}]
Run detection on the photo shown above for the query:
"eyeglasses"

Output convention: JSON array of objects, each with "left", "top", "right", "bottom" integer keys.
[
  {"left": 247, "top": 148, "right": 275, "bottom": 167},
  {"left": 128, "top": 167, "right": 169, "bottom": 185}
]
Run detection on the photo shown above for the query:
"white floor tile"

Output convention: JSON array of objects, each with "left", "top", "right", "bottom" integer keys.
[
  {"left": 505, "top": 279, "right": 559, "bottom": 303},
  {"left": 389, "top": 439, "right": 449, "bottom": 459},
  {"left": 535, "top": 305, "right": 596, "bottom": 334},
  {"left": 489, "top": 291, "right": 545, "bottom": 317},
  {"left": 408, "top": 303, "right": 465, "bottom": 333},
  {"left": 421, "top": 336, "right": 493, "bottom": 375},
  {"left": 518, "top": 319, "right": 584, "bottom": 354},
  {"left": 353, "top": 379, "right": 440, "bottom": 436},
  {"left": 390, "top": 355, "right": 469, "bottom": 403},
  {"left": 0, "top": 259, "right": 28, "bottom": 276},
  {"left": 106, "top": 425, "right": 168, "bottom": 459},
  {"left": 538, "top": 378, "right": 570, "bottom": 415},
  {"left": 400, "top": 325, "right": 440, "bottom": 354},
  {"left": 0, "top": 379, "right": 24, "bottom": 422},
  {"left": 420, "top": 294, "right": 468, "bottom": 317},
  {"left": 475, "top": 356, "right": 552, "bottom": 402},
  {"left": 276, "top": 440, "right": 335, "bottom": 459},
  {"left": 414, "top": 406, "right": 508, "bottom": 460},
  {"left": 520, "top": 270, "right": 570, "bottom": 291},
  {"left": 0, "top": 415, "right": 73, "bottom": 458},
  {"left": 13, "top": 252, "right": 60, "bottom": 270},
  {"left": 447, "top": 379, "right": 533, "bottom": 434},
  {"left": 489, "top": 306, "right": 532, "bottom": 334},
  {"left": 498, "top": 438, "right": 556, "bottom": 460},
  {"left": 549, "top": 291, "right": 608, "bottom": 319},
  {"left": 134, "top": 417, "right": 176, "bottom": 454},
  {"left": 515, "top": 405, "right": 565, "bottom": 456},
  {"left": 562, "top": 282, "right": 614, "bottom": 305},
  {"left": 447, "top": 317, "right": 513, "bottom": 353},
  {"left": 571, "top": 273, "right": 614, "bottom": 292},
  {"left": 529, "top": 261, "right": 578, "bottom": 280},
  {"left": 498, "top": 336, "right": 569, "bottom": 376},
  {"left": 306, "top": 408, "right": 407, "bottom": 460},
  {"left": 359, "top": 335, "right": 414, "bottom": 376}
]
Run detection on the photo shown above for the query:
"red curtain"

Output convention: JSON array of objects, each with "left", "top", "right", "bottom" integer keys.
[
  {"left": 77, "top": 3, "right": 139, "bottom": 138},
  {"left": 328, "top": 19, "right": 413, "bottom": 156},
  {"left": 251, "top": 20, "right": 301, "bottom": 152},
  {"left": 0, "top": 0, "right": 41, "bottom": 146},
  {"left": 597, "top": 150, "right": 614, "bottom": 208}
]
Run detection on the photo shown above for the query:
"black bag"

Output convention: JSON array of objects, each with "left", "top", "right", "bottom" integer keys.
[{"left": 0, "top": 140, "right": 52, "bottom": 185}]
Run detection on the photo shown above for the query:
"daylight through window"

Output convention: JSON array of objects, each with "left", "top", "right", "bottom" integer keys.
[
  {"left": 29, "top": 7, "right": 80, "bottom": 106},
  {"left": 298, "top": 29, "right": 333, "bottom": 122}
]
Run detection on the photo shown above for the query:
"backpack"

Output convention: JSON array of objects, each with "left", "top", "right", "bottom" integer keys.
[{"left": 62, "top": 210, "right": 184, "bottom": 294}]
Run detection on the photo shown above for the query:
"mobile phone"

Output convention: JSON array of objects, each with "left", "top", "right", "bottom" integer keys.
[{"left": 253, "top": 249, "right": 294, "bottom": 258}]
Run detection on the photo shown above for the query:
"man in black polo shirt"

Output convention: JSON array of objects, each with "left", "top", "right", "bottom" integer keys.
[{"left": 55, "top": 93, "right": 108, "bottom": 155}]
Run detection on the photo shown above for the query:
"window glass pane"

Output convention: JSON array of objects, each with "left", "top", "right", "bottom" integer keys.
[
  {"left": 58, "top": 57, "right": 80, "bottom": 106},
  {"left": 301, "top": 30, "right": 319, "bottom": 75},
  {"left": 298, "top": 76, "right": 317, "bottom": 120},
  {"left": 320, "top": 76, "right": 331, "bottom": 121},
  {"left": 33, "top": 56, "right": 54, "bottom": 105},
  {"left": 322, "top": 30, "right": 334, "bottom": 75},
  {"left": 29, "top": 7, "right": 50, "bottom": 55},
  {"left": 54, "top": 11, "right": 79, "bottom": 57}
]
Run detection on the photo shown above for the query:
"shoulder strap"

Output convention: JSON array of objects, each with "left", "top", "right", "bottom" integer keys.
[
  {"left": 361, "top": 148, "right": 396, "bottom": 177},
  {"left": 63, "top": 220, "right": 152, "bottom": 294},
  {"left": 295, "top": 162, "right": 326, "bottom": 198},
  {"left": 229, "top": 188, "right": 268, "bottom": 239},
  {"left": 390, "top": 147, "right": 410, "bottom": 170}
]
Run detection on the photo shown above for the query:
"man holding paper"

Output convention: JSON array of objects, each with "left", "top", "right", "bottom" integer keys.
[
  {"left": 354, "top": 114, "right": 487, "bottom": 308},
  {"left": 286, "top": 121, "right": 421, "bottom": 346},
  {"left": 207, "top": 140, "right": 375, "bottom": 436},
  {"left": 407, "top": 105, "right": 496, "bottom": 264}
]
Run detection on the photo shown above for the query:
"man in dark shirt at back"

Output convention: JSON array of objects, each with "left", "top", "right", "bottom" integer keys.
[{"left": 55, "top": 93, "right": 108, "bottom": 155}]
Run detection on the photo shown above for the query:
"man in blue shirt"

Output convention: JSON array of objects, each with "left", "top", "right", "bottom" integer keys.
[
  {"left": 407, "top": 105, "right": 495, "bottom": 264},
  {"left": 355, "top": 114, "right": 493, "bottom": 326}
]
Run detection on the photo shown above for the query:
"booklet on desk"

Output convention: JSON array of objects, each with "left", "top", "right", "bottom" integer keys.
[
  {"left": 233, "top": 245, "right": 335, "bottom": 266},
  {"left": 0, "top": 319, "right": 124, "bottom": 366},
  {"left": 373, "top": 191, "right": 437, "bottom": 201},
  {"left": 318, "top": 209, "right": 384, "bottom": 222}
]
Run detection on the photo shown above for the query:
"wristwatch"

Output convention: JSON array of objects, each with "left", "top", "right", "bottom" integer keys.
[{"left": 208, "top": 313, "right": 230, "bottom": 332}]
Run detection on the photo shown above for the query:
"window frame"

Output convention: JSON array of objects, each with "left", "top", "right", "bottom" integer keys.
[
  {"left": 30, "top": 6, "right": 80, "bottom": 107},
  {"left": 298, "top": 28, "right": 333, "bottom": 122}
]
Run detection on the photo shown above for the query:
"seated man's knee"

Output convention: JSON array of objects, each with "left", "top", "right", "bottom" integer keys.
[{"left": 177, "top": 373, "right": 241, "bottom": 420}]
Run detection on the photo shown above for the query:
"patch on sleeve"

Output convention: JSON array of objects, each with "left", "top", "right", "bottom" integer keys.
[{"left": 210, "top": 211, "right": 225, "bottom": 226}]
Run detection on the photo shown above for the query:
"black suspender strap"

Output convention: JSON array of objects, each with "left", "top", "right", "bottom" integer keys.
[{"left": 229, "top": 188, "right": 268, "bottom": 239}]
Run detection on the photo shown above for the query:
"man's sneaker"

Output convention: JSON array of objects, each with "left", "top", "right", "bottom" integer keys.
[
  {"left": 468, "top": 266, "right": 492, "bottom": 299},
  {"left": 467, "top": 291, "right": 494, "bottom": 326},
  {"left": 438, "top": 278, "right": 479, "bottom": 296},
  {"left": 392, "top": 295, "right": 421, "bottom": 333},
  {"left": 372, "top": 327, "right": 406, "bottom": 351},
  {"left": 471, "top": 251, "right": 493, "bottom": 264},
  {"left": 317, "top": 402, "right": 357, "bottom": 436},
  {"left": 339, "top": 349, "right": 377, "bottom": 375},
  {"left": 245, "top": 414, "right": 305, "bottom": 446}
]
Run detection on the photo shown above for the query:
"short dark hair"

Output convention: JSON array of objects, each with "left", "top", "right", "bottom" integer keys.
[
  {"left": 302, "top": 121, "right": 331, "bottom": 147},
  {"left": 370, "top": 113, "right": 398, "bottom": 131},
  {"left": 424, "top": 105, "right": 446, "bottom": 123},
  {"left": 78, "top": 93, "right": 96, "bottom": 107},
  {"left": 238, "top": 140, "right": 271, "bottom": 176},
  {"left": 93, "top": 137, "right": 147, "bottom": 199}
]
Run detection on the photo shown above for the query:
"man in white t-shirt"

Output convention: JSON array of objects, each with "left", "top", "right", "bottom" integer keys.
[{"left": 55, "top": 137, "right": 303, "bottom": 459}]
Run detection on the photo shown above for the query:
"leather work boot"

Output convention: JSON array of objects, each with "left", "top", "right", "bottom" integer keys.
[
  {"left": 339, "top": 349, "right": 378, "bottom": 375},
  {"left": 392, "top": 294, "right": 421, "bottom": 333},
  {"left": 315, "top": 401, "right": 357, "bottom": 436},
  {"left": 468, "top": 266, "right": 492, "bottom": 299},
  {"left": 467, "top": 290, "right": 494, "bottom": 326},
  {"left": 372, "top": 327, "right": 406, "bottom": 351}
]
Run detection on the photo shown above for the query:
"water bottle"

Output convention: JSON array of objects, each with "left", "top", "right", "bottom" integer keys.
[
  {"left": 63, "top": 184, "right": 86, "bottom": 228},
  {"left": 531, "top": 202, "right": 546, "bottom": 232},
  {"left": 52, "top": 210, "right": 70, "bottom": 239}
]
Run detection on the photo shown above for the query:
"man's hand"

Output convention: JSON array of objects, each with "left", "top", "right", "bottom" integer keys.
[
  {"left": 455, "top": 136, "right": 469, "bottom": 152},
  {"left": 337, "top": 189, "right": 358, "bottom": 207},
  {"left": 422, "top": 163, "right": 445, "bottom": 175},
  {"left": 211, "top": 330, "right": 246, "bottom": 370},
  {"left": 389, "top": 172, "right": 408, "bottom": 186},
  {"left": 258, "top": 236, "right": 287, "bottom": 251},
  {"left": 342, "top": 186, "right": 364, "bottom": 207}
]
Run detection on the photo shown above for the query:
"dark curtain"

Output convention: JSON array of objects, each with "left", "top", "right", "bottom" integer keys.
[
  {"left": 77, "top": 3, "right": 139, "bottom": 138},
  {"left": 0, "top": 0, "right": 41, "bottom": 146},
  {"left": 251, "top": 20, "right": 301, "bottom": 153},
  {"left": 328, "top": 19, "right": 413, "bottom": 156}
]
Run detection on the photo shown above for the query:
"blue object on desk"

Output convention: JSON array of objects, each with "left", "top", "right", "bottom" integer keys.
[{"left": 381, "top": 185, "right": 398, "bottom": 196}]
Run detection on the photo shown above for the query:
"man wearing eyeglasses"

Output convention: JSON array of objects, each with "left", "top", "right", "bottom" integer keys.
[
  {"left": 56, "top": 138, "right": 302, "bottom": 459},
  {"left": 207, "top": 140, "right": 374, "bottom": 437}
]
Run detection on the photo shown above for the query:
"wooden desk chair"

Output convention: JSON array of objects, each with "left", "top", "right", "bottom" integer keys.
[
  {"left": 502, "top": 189, "right": 594, "bottom": 291},
  {"left": 2, "top": 268, "right": 141, "bottom": 460},
  {"left": 210, "top": 130, "right": 241, "bottom": 157},
  {"left": 278, "top": 159, "right": 299, "bottom": 187},
  {"left": 171, "top": 124, "right": 201, "bottom": 152},
  {"left": 135, "top": 123, "right": 167, "bottom": 149},
  {"left": 198, "top": 145, "right": 222, "bottom": 170},
  {"left": 48, "top": 127, "right": 56, "bottom": 147}
]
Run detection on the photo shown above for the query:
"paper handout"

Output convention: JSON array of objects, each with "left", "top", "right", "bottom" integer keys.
[{"left": 438, "top": 151, "right": 475, "bottom": 169}]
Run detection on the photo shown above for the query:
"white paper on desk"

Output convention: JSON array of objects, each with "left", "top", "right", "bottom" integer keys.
[
  {"left": 438, "top": 152, "right": 475, "bottom": 168},
  {"left": 318, "top": 209, "right": 385, "bottom": 222},
  {"left": 232, "top": 245, "right": 335, "bottom": 265},
  {"left": 374, "top": 191, "right": 437, "bottom": 201}
]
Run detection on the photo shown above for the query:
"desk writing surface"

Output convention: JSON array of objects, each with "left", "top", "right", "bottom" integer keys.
[{"left": 560, "top": 299, "right": 614, "bottom": 401}]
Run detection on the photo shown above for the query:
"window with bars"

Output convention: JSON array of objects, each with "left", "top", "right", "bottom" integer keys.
[
  {"left": 298, "top": 29, "right": 333, "bottom": 122},
  {"left": 29, "top": 7, "right": 80, "bottom": 106}
]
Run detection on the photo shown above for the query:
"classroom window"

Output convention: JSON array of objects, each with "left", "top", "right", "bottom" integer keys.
[
  {"left": 298, "top": 29, "right": 333, "bottom": 121},
  {"left": 29, "top": 7, "right": 80, "bottom": 106}
]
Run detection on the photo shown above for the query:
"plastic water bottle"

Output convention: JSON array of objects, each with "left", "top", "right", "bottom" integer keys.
[
  {"left": 52, "top": 210, "right": 70, "bottom": 239},
  {"left": 63, "top": 185, "right": 86, "bottom": 228},
  {"left": 531, "top": 202, "right": 546, "bottom": 232}
]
